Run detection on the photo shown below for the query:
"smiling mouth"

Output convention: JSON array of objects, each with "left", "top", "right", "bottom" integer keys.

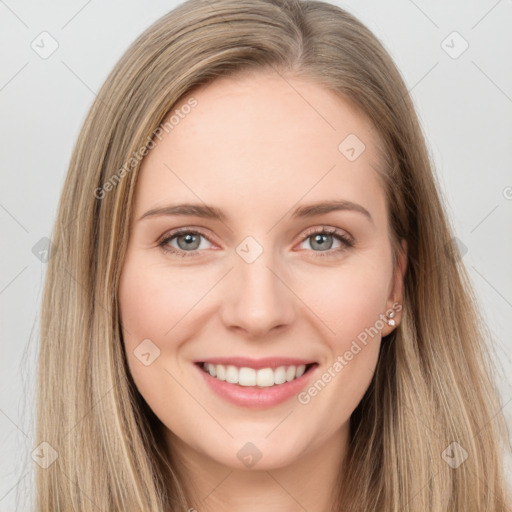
[{"left": 196, "top": 362, "right": 318, "bottom": 388}]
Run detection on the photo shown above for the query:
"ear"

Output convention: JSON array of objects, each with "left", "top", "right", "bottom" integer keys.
[{"left": 381, "top": 239, "right": 407, "bottom": 337}]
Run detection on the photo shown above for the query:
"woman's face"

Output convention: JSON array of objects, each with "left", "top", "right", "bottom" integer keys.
[{"left": 119, "top": 70, "right": 406, "bottom": 471}]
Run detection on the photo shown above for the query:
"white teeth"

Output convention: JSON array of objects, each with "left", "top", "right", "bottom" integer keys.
[
  {"left": 239, "top": 367, "right": 256, "bottom": 386},
  {"left": 201, "top": 363, "right": 309, "bottom": 387},
  {"left": 225, "top": 365, "right": 238, "bottom": 384},
  {"left": 256, "top": 368, "right": 274, "bottom": 387},
  {"left": 274, "top": 366, "right": 287, "bottom": 384},
  {"left": 215, "top": 364, "right": 226, "bottom": 381}
]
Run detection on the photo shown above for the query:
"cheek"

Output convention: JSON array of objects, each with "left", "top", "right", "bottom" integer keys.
[
  {"left": 292, "top": 260, "right": 390, "bottom": 416},
  {"left": 297, "top": 259, "right": 390, "bottom": 345},
  {"left": 119, "top": 255, "right": 203, "bottom": 345},
  {"left": 118, "top": 255, "right": 195, "bottom": 394}
]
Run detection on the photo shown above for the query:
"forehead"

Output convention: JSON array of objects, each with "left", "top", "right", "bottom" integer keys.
[
  {"left": 170, "top": 70, "right": 380, "bottom": 162},
  {"left": 134, "top": 70, "right": 387, "bottom": 225}
]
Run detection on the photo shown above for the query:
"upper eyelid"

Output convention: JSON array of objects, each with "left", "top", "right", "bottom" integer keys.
[{"left": 159, "top": 227, "right": 216, "bottom": 246}]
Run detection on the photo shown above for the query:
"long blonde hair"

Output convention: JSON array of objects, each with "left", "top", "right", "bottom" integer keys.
[{"left": 36, "top": 0, "right": 511, "bottom": 510}]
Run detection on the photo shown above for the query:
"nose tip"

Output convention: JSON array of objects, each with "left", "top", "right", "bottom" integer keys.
[{"left": 219, "top": 249, "right": 296, "bottom": 338}]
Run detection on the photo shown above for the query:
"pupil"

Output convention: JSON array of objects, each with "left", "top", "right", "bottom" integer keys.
[
  {"left": 179, "top": 233, "right": 199, "bottom": 250},
  {"left": 312, "top": 234, "right": 332, "bottom": 251}
]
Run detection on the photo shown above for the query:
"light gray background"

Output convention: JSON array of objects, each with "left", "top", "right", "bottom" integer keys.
[{"left": 1, "top": 1, "right": 511, "bottom": 510}]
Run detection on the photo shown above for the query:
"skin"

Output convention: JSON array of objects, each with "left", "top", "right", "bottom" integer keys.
[{"left": 118, "top": 69, "right": 407, "bottom": 512}]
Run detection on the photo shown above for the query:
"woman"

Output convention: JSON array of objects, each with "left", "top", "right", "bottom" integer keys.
[{"left": 36, "top": 0, "right": 511, "bottom": 510}]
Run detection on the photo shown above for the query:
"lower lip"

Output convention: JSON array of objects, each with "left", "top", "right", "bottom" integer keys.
[{"left": 194, "top": 363, "right": 318, "bottom": 409}]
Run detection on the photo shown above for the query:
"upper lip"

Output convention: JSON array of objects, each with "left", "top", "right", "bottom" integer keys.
[{"left": 195, "top": 357, "right": 317, "bottom": 370}]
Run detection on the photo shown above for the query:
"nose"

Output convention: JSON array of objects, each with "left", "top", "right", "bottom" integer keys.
[{"left": 219, "top": 246, "right": 297, "bottom": 339}]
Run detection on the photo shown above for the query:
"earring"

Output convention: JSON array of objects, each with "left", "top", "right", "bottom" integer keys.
[{"left": 385, "top": 310, "right": 396, "bottom": 327}]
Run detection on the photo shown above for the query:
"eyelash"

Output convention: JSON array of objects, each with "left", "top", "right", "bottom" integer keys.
[{"left": 158, "top": 226, "right": 354, "bottom": 259}]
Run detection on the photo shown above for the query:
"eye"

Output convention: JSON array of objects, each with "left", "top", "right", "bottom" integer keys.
[
  {"left": 158, "top": 226, "right": 354, "bottom": 258},
  {"left": 297, "top": 226, "right": 354, "bottom": 257},
  {"left": 158, "top": 228, "right": 214, "bottom": 257}
]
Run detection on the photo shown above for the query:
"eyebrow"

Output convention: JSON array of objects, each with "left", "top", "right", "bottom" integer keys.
[{"left": 137, "top": 199, "right": 373, "bottom": 224}]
